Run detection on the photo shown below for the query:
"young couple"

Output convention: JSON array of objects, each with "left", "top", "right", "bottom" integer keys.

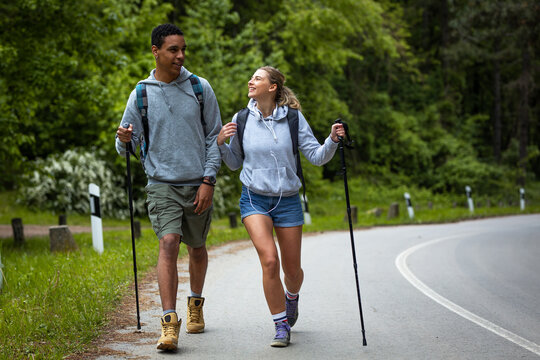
[{"left": 115, "top": 23, "right": 345, "bottom": 351}]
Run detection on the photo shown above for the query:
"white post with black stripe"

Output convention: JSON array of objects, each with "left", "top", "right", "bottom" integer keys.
[
  {"left": 404, "top": 192, "right": 414, "bottom": 219},
  {"left": 465, "top": 185, "right": 474, "bottom": 213},
  {"left": 89, "top": 183, "right": 104, "bottom": 254},
  {"left": 520, "top": 188, "right": 525, "bottom": 211}
]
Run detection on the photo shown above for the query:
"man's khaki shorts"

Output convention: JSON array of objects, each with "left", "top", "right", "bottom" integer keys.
[{"left": 145, "top": 184, "right": 212, "bottom": 248}]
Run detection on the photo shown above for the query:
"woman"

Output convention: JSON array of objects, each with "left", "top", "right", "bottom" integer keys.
[{"left": 217, "top": 66, "right": 345, "bottom": 347}]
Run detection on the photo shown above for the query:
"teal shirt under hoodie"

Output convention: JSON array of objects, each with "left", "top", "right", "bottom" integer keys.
[
  {"left": 116, "top": 68, "right": 222, "bottom": 185},
  {"left": 219, "top": 99, "right": 339, "bottom": 197}
]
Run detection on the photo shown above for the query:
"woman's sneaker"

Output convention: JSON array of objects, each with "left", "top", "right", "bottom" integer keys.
[
  {"left": 270, "top": 321, "right": 291, "bottom": 347},
  {"left": 285, "top": 294, "right": 299, "bottom": 327}
]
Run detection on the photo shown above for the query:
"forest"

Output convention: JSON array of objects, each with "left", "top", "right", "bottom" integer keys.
[{"left": 1, "top": 0, "right": 538, "bottom": 216}]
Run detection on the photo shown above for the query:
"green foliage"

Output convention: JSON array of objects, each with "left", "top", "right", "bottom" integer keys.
[
  {"left": 0, "top": 0, "right": 171, "bottom": 190},
  {"left": 17, "top": 150, "right": 142, "bottom": 218},
  {"left": 1, "top": 0, "right": 539, "bottom": 210}
]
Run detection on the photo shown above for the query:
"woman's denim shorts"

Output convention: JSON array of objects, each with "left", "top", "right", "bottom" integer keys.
[{"left": 239, "top": 186, "right": 304, "bottom": 227}]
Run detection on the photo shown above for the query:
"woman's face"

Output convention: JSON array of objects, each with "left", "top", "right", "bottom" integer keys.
[{"left": 248, "top": 69, "right": 276, "bottom": 100}]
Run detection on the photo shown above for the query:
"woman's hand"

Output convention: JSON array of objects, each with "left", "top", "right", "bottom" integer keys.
[
  {"left": 217, "top": 122, "right": 237, "bottom": 146},
  {"left": 330, "top": 123, "right": 345, "bottom": 143}
]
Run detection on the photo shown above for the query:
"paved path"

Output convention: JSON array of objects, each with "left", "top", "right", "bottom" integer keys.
[{"left": 80, "top": 214, "right": 540, "bottom": 360}]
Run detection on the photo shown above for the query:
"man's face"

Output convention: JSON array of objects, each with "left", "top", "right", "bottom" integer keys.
[{"left": 152, "top": 34, "right": 186, "bottom": 80}]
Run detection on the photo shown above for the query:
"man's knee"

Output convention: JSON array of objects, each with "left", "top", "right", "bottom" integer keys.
[
  {"left": 188, "top": 245, "right": 207, "bottom": 263},
  {"left": 160, "top": 233, "right": 181, "bottom": 257}
]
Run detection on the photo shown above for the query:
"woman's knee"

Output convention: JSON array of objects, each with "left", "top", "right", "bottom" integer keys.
[
  {"left": 283, "top": 266, "right": 303, "bottom": 282},
  {"left": 260, "top": 255, "right": 280, "bottom": 275}
]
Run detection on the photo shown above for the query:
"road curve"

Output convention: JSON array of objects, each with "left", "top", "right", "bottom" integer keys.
[{"left": 95, "top": 214, "right": 540, "bottom": 360}]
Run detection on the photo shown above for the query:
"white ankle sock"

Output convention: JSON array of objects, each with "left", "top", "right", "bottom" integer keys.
[
  {"left": 272, "top": 311, "right": 287, "bottom": 323},
  {"left": 163, "top": 309, "right": 176, "bottom": 317},
  {"left": 286, "top": 290, "right": 298, "bottom": 300}
]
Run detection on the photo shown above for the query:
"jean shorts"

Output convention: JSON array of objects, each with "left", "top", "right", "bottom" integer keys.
[{"left": 239, "top": 186, "right": 304, "bottom": 227}]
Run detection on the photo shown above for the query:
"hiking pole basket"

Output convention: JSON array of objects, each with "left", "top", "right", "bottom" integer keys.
[
  {"left": 124, "top": 126, "right": 141, "bottom": 330},
  {"left": 334, "top": 119, "right": 367, "bottom": 346}
]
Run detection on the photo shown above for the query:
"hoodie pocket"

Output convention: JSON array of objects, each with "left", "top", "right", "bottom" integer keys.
[{"left": 250, "top": 167, "right": 287, "bottom": 195}]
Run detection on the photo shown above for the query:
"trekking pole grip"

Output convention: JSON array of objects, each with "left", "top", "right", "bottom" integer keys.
[{"left": 334, "top": 118, "right": 344, "bottom": 143}]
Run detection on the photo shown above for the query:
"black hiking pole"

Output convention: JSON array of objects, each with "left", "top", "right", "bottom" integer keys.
[
  {"left": 123, "top": 125, "right": 141, "bottom": 330},
  {"left": 334, "top": 119, "right": 367, "bottom": 346}
]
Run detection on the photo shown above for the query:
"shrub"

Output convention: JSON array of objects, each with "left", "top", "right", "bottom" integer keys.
[{"left": 18, "top": 149, "right": 140, "bottom": 218}]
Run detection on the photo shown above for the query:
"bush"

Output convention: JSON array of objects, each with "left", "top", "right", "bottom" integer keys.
[{"left": 18, "top": 149, "right": 141, "bottom": 218}]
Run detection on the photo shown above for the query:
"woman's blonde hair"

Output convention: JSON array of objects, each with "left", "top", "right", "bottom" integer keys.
[{"left": 259, "top": 66, "right": 301, "bottom": 110}]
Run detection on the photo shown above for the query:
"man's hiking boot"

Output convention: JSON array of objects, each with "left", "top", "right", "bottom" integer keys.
[
  {"left": 285, "top": 294, "right": 299, "bottom": 327},
  {"left": 186, "top": 296, "right": 205, "bottom": 333},
  {"left": 157, "top": 312, "right": 181, "bottom": 351},
  {"left": 270, "top": 321, "right": 291, "bottom": 347}
]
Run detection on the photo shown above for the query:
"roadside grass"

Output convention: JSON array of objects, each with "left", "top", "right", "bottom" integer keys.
[
  {"left": 0, "top": 181, "right": 538, "bottom": 359},
  {"left": 0, "top": 191, "right": 150, "bottom": 227},
  {"left": 0, "top": 224, "right": 249, "bottom": 360}
]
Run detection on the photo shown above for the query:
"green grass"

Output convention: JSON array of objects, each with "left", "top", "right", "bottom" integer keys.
[
  {"left": 0, "top": 222, "right": 249, "bottom": 360},
  {"left": 0, "top": 191, "right": 150, "bottom": 227},
  {"left": 0, "top": 183, "right": 539, "bottom": 359}
]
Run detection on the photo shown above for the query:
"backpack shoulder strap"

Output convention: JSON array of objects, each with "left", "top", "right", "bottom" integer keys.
[
  {"left": 236, "top": 108, "right": 250, "bottom": 159},
  {"left": 286, "top": 108, "right": 309, "bottom": 212},
  {"left": 189, "top": 74, "right": 207, "bottom": 136},
  {"left": 135, "top": 83, "right": 149, "bottom": 158}
]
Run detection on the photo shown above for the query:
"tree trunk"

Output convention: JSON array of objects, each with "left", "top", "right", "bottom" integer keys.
[
  {"left": 492, "top": 43, "right": 502, "bottom": 164},
  {"left": 518, "top": 44, "right": 530, "bottom": 186},
  {"left": 440, "top": 0, "right": 450, "bottom": 95}
]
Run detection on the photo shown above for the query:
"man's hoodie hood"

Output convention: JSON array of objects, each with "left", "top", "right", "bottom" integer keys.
[{"left": 136, "top": 68, "right": 194, "bottom": 112}]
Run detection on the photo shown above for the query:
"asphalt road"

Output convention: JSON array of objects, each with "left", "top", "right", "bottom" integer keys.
[{"left": 96, "top": 214, "right": 540, "bottom": 359}]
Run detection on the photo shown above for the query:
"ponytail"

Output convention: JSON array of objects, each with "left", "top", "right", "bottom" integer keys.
[
  {"left": 278, "top": 86, "right": 302, "bottom": 110},
  {"left": 259, "top": 66, "right": 302, "bottom": 111}
]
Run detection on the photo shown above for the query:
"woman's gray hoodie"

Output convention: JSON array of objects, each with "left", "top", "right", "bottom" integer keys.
[
  {"left": 116, "top": 68, "right": 222, "bottom": 185},
  {"left": 219, "top": 99, "right": 338, "bottom": 197}
]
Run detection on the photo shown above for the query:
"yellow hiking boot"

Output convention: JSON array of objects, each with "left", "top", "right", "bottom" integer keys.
[
  {"left": 157, "top": 312, "right": 181, "bottom": 351},
  {"left": 186, "top": 296, "right": 205, "bottom": 333}
]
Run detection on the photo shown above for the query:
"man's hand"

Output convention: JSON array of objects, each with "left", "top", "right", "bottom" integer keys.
[
  {"left": 117, "top": 124, "right": 133, "bottom": 143},
  {"left": 194, "top": 183, "right": 214, "bottom": 215}
]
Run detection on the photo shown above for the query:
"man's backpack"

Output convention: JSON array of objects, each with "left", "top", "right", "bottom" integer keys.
[
  {"left": 235, "top": 108, "right": 309, "bottom": 213},
  {"left": 135, "top": 74, "right": 205, "bottom": 160}
]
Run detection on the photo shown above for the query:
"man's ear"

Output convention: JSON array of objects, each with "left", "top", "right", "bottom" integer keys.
[{"left": 151, "top": 45, "right": 159, "bottom": 59}]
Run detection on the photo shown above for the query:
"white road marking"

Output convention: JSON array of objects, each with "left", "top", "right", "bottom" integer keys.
[{"left": 395, "top": 234, "right": 540, "bottom": 356}]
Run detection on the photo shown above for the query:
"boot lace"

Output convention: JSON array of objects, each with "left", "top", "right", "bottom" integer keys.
[
  {"left": 163, "top": 322, "right": 179, "bottom": 337},
  {"left": 188, "top": 305, "right": 201, "bottom": 323}
]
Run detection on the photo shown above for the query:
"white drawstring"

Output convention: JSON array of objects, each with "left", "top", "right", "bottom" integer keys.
[
  {"left": 247, "top": 151, "right": 282, "bottom": 214},
  {"left": 261, "top": 115, "right": 278, "bottom": 142}
]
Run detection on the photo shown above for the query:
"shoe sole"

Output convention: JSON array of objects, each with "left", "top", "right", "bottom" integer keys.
[
  {"left": 157, "top": 342, "right": 178, "bottom": 351},
  {"left": 186, "top": 328, "right": 205, "bottom": 334},
  {"left": 270, "top": 341, "right": 289, "bottom": 347}
]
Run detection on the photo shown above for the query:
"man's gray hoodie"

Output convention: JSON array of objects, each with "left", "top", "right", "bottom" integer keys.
[
  {"left": 219, "top": 99, "right": 338, "bottom": 197},
  {"left": 116, "top": 68, "right": 222, "bottom": 185}
]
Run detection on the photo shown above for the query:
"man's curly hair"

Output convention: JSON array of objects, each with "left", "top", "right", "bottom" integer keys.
[{"left": 151, "top": 24, "right": 184, "bottom": 49}]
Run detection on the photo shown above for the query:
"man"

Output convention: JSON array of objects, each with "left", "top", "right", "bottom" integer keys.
[{"left": 115, "top": 23, "right": 221, "bottom": 351}]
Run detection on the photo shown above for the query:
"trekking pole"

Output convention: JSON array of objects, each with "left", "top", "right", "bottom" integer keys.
[
  {"left": 334, "top": 119, "right": 367, "bottom": 346},
  {"left": 123, "top": 124, "right": 141, "bottom": 330}
]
